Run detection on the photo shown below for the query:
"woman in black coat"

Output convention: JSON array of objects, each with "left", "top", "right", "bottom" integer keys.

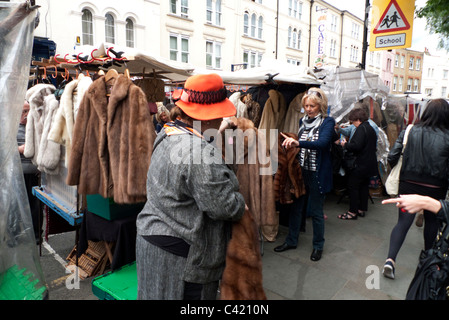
[{"left": 338, "top": 108, "right": 378, "bottom": 220}]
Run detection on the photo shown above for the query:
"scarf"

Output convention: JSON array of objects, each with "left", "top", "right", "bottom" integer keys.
[{"left": 298, "top": 114, "right": 323, "bottom": 140}]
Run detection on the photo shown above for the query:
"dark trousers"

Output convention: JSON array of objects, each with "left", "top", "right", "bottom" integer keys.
[
  {"left": 347, "top": 171, "right": 370, "bottom": 213},
  {"left": 24, "top": 173, "right": 42, "bottom": 241},
  {"left": 387, "top": 180, "right": 447, "bottom": 261}
]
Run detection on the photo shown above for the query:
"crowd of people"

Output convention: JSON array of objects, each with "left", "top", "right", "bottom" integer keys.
[{"left": 18, "top": 72, "right": 449, "bottom": 300}]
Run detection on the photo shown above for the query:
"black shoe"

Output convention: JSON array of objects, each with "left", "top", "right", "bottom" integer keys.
[
  {"left": 310, "top": 249, "right": 323, "bottom": 261},
  {"left": 274, "top": 242, "right": 297, "bottom": 252},
  {"left": 358, "top": 211, "right": 366, "bottom": 217}
]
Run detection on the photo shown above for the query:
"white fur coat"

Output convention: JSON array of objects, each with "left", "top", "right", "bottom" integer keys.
[
  {"left": 48, "top": 74, "right": 92, "bottom": 166},
  {"left": 24, "top": 83, "right": 61, "bottom": 174}
]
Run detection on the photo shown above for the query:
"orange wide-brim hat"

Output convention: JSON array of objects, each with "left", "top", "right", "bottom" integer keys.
[{"left": 174, "top": 73, "right": 236, "bottom": 121}]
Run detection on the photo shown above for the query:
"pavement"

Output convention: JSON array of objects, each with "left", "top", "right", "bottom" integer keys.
[{"left": 38, "top": 192, "right": 425, "bottom": 301}]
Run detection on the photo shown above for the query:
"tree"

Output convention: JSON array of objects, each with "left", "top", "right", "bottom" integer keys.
[{"left": 416, "top": 0, "right": 449, "bottom": 50}]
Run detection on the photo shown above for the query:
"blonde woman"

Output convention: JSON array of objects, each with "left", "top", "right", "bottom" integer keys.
[{"left": 274, "top": 87, "right": 337, "bottom": 262}]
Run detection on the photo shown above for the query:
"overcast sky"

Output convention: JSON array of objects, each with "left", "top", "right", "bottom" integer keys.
[{"left": 324, "top": 0, "right": 444, "bottom": 54}]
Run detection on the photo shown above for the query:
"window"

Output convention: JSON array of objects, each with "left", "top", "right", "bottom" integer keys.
[
  {"left": 425, "top": 88, "right": 433, "bottom": 96},
  {"left": 442, "top": 86, "right": 447, "bottom": 98},
  {"left": 245, "top": 12, "right": 263, "bottom": 40},
  {"left": 414, "top": 79, "right": 419, "bottom": 92},
  {"left": 170, "top": 0, "right": 189, "bottom": 18},
  {"left": 251, "top": 14, "right": 256, "bottom": 37},
  {"left": 443, "top": 70, "right": 448, "bottom": 79},
  {"left": 427, "top": 68, "right": 434, "bottom": 78},
  {"left": 287, "top": 58, "right": 301, "bottom": 66},
  {"left": 387, "top": 58, "right": 392, "bottom": 71},
  {"left": 351, "top": 23, "right": 360, "bottom": 39},
  {"left": 416, "top": 58, "right": 421, "bottom": 71},
  {"left": 81, "top": 9, "right": 93, "bottom": 45},
  {"left": 258, "top": 16, "right": 263, "bottom": 39},
  {"left": 393, "top": 76, "right": 398, "bottom": 91},
  {"left": 409, "top": 57, "right": 414, "bottom": 70},
  {"left": 206, "top": 40, "right": 222, "bottom": 69},
  {"left": 394, "top": 54, "right": 399, "bottom": 67},
  {"left": 125, "top": 18, "right": 134, "bottom": 48},
  {"left": 105, "top": 13, "right": 115, "bottom": 43},
  {"left": 170, "top": 34, "right": 189, "bottom": 63},
  {"left": 243, "top": 50, "right": 262, "bottom": 68},
  {"left": 329, "top": 39, "right": 336, "bottom": 57},
  {"left": 288, "top": 27, "right": 301, "bottom": 50},
  {"left": 243, "top": 13, "right": 249, "bottom": 35},
  {"left": 407, "top": 78, "right": 412, "bottom": 91},
  {"left": 400, "top": 55, "right": 405, "bottom": 68},
  {"left": 350, "top": 45, "right": 359, "bottom": 62},
  {"left": 288, "top": 0, "right": 302, "bottom": 20},
  {"left": 206, "top": 0, "right": 221, "bottom": 26},
  {"left": 330, "top": 15, "right": 338, "bottom": 32},
  {"left": 399, "top": 77, "right": 403, "bottom": 91}
]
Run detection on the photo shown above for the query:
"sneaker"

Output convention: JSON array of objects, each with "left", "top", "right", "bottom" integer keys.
[{"left": 383, "top": 260, "right": 395, "bottom": 279}]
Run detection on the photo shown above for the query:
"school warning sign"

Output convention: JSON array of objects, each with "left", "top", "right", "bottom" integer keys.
[{"left": 369, "top": 0, "right": 415, "bottom": 51}]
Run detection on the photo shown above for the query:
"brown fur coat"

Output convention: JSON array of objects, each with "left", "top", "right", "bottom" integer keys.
[
  {"left": 66, "top": 74, "right": 155, "bottom": 204},
  {"left": 220, "top": 118, "right": 275, "bottom": 300},
  {"left": 274, "top": 132, "right": 306, "bottom": 204}
]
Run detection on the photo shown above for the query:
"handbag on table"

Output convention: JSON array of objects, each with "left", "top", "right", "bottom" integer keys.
[{"left": 385, "top": 124, "right": 413, "bottom": 196}]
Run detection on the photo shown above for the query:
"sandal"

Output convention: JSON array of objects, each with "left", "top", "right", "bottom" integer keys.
[{"left": 338, "top": 211, "right": 358, "bottom": 220}]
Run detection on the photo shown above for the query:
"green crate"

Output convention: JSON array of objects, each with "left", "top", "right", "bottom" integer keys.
[
  {"left": 92, "top": 261, "right": 137, "bottom": 300},
  {"left": 86, "top": 194, "right": 144, "bottom": 221},
  {"left": 0, "top": 265, "right": 47, "bottom": 300}
]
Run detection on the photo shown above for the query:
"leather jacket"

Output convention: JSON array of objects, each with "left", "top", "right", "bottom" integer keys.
[{"left": 388, "top": 125, "right": 449, "bottom": 188}]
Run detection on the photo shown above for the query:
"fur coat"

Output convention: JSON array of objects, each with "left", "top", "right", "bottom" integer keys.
[
  {"left": 24, "top": 84, "right": 61, "bottom": 174},
  {"left": 257, "top": 89, "right": 287, "bottom": 151},
  {"left": 281, "top": 92, "right": 305, "bottom": 134},
  {"left": 273, "top": 132, "right": 306, "bottom": 204},
  {"left": 220, "top": 117, "right": 277, "bottom": 300},
  {"left": 48, "top": 74, "right": 93, "bottom": 167},
  {"left": 66, "top": 74, "right": 156, "bottom": 204}
]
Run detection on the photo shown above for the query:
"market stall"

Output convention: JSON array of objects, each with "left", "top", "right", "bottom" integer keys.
[{"left": 26, "top": 43, "right": 196, "bottom": 279}]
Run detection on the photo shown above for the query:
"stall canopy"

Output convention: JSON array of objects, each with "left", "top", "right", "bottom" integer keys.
[
  {"left": 68, "top": 43, "right": 195, "bottom": 82},
  {"left": 194, "top": 58, "right": 322, "bottom": 86}
]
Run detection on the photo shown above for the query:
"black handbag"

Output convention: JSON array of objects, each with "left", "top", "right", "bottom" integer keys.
[
  {"left": 406, "top": 202, "right": 449, "bottom": 300},
  {"left": 342, "top": 149, "right": 357, "bottom": 171}
]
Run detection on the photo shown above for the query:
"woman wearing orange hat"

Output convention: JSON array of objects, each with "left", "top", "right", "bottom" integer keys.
[{"left": 136, "top": 73, "right": 246, "bottom": 300}]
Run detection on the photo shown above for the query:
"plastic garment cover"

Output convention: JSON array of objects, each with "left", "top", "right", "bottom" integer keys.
[{"left": 0, "top": 2, "right": 47, "bottom": 299}]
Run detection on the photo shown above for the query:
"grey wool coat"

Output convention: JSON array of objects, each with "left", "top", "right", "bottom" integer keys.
[{"left": 136, "top": 127, "right": 246, "bottom": 286}]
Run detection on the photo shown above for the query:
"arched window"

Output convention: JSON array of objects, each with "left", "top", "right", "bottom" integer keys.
[
  {"left": 257, "top": 16, "right": 263, "bottom": 39},
  {"left": 288, "top": 26, "right": 292, "bottom": 47},
  {"left": 251, "top": 13, "right": 256, "bottom": 37},
  {"left": 81, "top": 9, "right": 93, "bottom": 45},
  {"left": 243, "top": 12, "right": 249, "bottom": 35},
  {"left": 105, "top": 13, "right": 115, "bottom": 43},
  {"left": 126, "top": 18, "right": 134, "bottom": 48}
]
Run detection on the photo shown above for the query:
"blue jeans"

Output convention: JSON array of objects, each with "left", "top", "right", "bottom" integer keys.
[{"left": 285, "top": 169, "right": 326, "bottom": 250}]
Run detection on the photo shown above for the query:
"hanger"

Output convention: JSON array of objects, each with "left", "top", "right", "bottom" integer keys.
[{"left": 105, "top": 69, "right": 119, "bottom": 82}]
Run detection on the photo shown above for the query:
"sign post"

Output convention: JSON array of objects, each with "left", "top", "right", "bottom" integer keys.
[{"left": 369, "top": 0, "right": 415, "bottom": 51}]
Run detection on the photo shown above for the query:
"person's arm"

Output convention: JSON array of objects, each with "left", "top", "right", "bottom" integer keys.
[{"left": 382, "top": 194, "right": 442, "bottom": 214}]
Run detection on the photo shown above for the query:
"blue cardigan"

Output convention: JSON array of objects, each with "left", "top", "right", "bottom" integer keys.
[{"left": 298, "top": 116, "right": 336, "bottom": 194}]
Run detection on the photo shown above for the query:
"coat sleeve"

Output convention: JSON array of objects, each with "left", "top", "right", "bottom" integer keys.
[
  {"left": 126, "top": 86, "right": 156, "bottom": 197},
  {"left": 186, "top": 152, "right": 245, "bottom": 222},
  {"left": 387, "top": 129, "right": 405, "bottom": 168},
  {"left": 66, "top": 93, "right": 91, "bottom": 186}
]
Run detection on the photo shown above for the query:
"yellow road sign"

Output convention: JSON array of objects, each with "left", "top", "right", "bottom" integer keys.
[{"left": 369, "top": 0, "right": 415, "bottom": 51}]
